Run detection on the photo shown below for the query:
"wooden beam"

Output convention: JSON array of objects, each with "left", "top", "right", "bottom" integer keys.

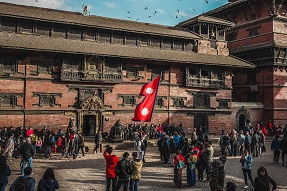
[{"left": 276, "top": 0, "right": 285, "bottom": 15}]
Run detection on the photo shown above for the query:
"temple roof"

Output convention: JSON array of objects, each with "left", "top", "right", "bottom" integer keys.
[
  {"left": 177, "top": 15, "right": 235, "bottom": 27},
  {"left": 0, "top": 32, "right": 254, "bottom": 69},
  {"left": 0, "top": 2, "right": 201, "bottom": 40}
]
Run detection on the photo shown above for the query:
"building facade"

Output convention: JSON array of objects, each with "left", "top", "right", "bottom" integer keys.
[{"left": 0, "top": 2, "right": 253, "bottom": 134}]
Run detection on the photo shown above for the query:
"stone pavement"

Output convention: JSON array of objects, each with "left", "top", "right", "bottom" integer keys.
[{"left": 4, "top": 138, "right": 287, "bottom": 191}]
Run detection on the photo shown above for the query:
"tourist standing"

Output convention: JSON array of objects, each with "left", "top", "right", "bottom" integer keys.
[
  {"left": 77, "top": 133, "right": 85, "bottom": 158},
  {"left": 271, "top": 135, "right": 281, "bottom": 164},
  {"left": 130, "top": 152, "right": 143, "bottom": 191},
  {"left": 254, "top": 166, "right": 276, "bottom": 191},
  {"left": 0, "top": 156, "right": 11, "bottom": 191},
  {"left": 95, "top": 131, "right": 103, "bottom": 154},
  {"left": 115, "top": 152, "right": 131, "bottom": 191},
  {"left": 202, "top": 140, "right": 214, "bottom": 181},
  {"left": 2, "top": 133, "right": 14, "bottom": 161},
  {"left": 168, "top": 136, "right": 176, "bottom": 166},
  {"left": 209, "top": 156, "right": 227, "bottom": 191},
  {"left": 185, "top": 150, "right": 197, "bottom": 186},
  {"left": 9, "top": 167, "right": 35, "bottom": 191},
  {"left": 240, "top": 149, "right": 254, "bottom": 189},
  {"left": 37, "top": 168, "right": 59, "bottom": 191},
  {"left": 20, "top": 137, "right": 35, "bottom": 175},
  {"left": 173, "top": 150, "right": 186, "bottom": 188},
  {"left": 104, "top": 146, "right": 119, "bottom": 191}
]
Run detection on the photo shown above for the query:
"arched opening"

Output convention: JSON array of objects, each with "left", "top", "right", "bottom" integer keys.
[{"left": 239, "top": 114, "right": 246, "bottom": 132}]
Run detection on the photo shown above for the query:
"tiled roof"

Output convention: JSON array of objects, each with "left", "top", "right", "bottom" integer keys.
[
  {"left": 0, "top": 32, "right": 254, "bottom": 68},
  {"left": 0, "top": 2, "right": 201, "bottom": 39},
  {"left": 177, "top": 15, "right": 235, "bottom": 27}
]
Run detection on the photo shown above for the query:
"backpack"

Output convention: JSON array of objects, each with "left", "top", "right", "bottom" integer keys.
[{"left": 13, "top": 176, "right": 29, "bottom": 191}]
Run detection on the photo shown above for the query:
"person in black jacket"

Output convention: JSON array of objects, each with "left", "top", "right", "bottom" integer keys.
[
  {"left": 254, "top": 166, "right": 276, "bottom": 191},
  {"left": 115, "top": 152, "right": 131, "bottom": 191},
  {"left": 20, "top": 137, "right": 35, "bottom": 175}
]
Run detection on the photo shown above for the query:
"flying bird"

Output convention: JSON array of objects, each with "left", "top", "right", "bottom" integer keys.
[
  {"left": 154, "top": 11, "right": 157, "bottom": 14},
  {"left": 127, "top": 11, "right": 130, "bottom": 13},
  {"left": 176, "top": 15, "right": 178, "bottom": 18},
  {"left": 127, "top": 16, "right": 131, "bottom": 19},
  {"left": 35, "top": 0, "right": 38, "bottom": 2},
  {"left": 193, "top": 9, "right": 195, "bottom": 11},
  {"left": 148, "top": 15, "right": 152, "bottom": 18},
  {"left": 145, "top": 7, "right": 148, "bottom": 10},
  {"left": 205, "top": 0, "right": 208, "bottom": 3},
  {"left": 176, "top": 10, "right": 180, "bottom": 13}
]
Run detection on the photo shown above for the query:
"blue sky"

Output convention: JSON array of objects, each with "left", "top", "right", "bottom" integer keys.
[{"left": 0, "top": 0, "right": 228, "bottom": 26}]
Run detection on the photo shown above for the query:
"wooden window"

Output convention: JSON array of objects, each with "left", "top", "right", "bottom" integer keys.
[
  {"left": 19, "top": 19, "right": 34, "bottom": 34},
  {"left": 37, "top": 22, "right": 51, "bottom": 36},
  {"left": 33, "top": 93, "right": 61, "bottom": 107},
  {"left": 247, "top": 27, "right": 260, "bottom": 37},
  {"left": 210, "top": 40, "right": 217, "bottom": 49},
  {"left": 195, "top": 94, "right": 209, "bottom": 108},
  {"left": 1, "top": 58, "right": 17, "bottom": 73},
  {"left": 227, "top": 31, "right": 238, "bottom": 41},
  {"left": 64, "top": 58, "right": 82, "bottom": 71},
  {"left": 53, "top": 24, "right": 67, "bottom": 38},
  {"left": 201, "top": 69, "right": 209, "bottom": 78},
  {"left": 150, "top": 38, "right": 161, "bottom": 48},
  {"left": 185, "top": 41, "right": 194, "bottom": 52},
  {"left": 69, "top": 26, "right": 82, "bottom": 40},
  {"left": 155, "top": 97, "right": 165, "bottom": 108},
  {"left": 1, "top": 17, "right": 17, "bottom": 32},
  {"left": 125, "top": 67, "right": 143, "bottom": 78},
  {"left": 98, "top": 30, "right": 110, "bottom": 43},
  {"left": 126, "top": 34, "right": 137, "bottom": 46},
  {"left": 112, "top": 32, "right": 124, "bottom": 44},
  {"left": 172, "top": 97, "right": 185, "bottom": 107},
  {"left": 189, "top": 68, "right": 197, "bottom": 77},
  {"left": 119, "top": 95, "right": 137, "bottom": 106},
  {"left": 30, "top": 61, "right": 53, "bottom": 75},
  {"left": 218, "top": 99, "right": 229, "bottom": 108},
  {"left": 174, "top": 40, "right": 183, "bottom": 51},
  {"left": 84, "top": 28, "right": 96, "bottom": 41},
  {"left": 163, "top": 39, "right": 172, "bottom": 50},
  {"left": 139, "top": 35, "right": 149, "bottom": 47}
]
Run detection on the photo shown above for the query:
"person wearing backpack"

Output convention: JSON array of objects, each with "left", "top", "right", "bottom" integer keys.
[
  {"left": 115, "top": 152, "right": 131, "bottom": 191},
  {"left": 9, "top": 166, "right": 35, "bottom": 191},
  {"left": 20, "top": 137, "right": 35, "bottom": 175},
  {"left": 37, "top": 168, "right": 59, "bottom": 191},
  {"left": 0, "top": 156, "right": 11, "bottom": 191},
  {"left": 173, "top": 150, "right": 186, "bottom": 188}
]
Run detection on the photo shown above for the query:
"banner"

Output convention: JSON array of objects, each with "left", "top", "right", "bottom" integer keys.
[{"left": 132, "top": 75, "right": 161, "bottom": 122}]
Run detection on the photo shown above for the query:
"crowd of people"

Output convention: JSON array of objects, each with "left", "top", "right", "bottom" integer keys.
[{"left": 0, "top": 120, "right": 286, "bottom": 191}]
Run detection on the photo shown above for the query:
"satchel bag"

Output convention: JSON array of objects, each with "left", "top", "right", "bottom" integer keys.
[{"left": 176, "top": 156, "right": 186, "bottom": 170}]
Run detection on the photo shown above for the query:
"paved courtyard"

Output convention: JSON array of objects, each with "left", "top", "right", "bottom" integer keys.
[{"left": 4, "top": 138, "right": 287, "bottom": 191}]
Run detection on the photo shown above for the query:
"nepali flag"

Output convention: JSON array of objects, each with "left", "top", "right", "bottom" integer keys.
[{"left": 132, "top": 75, "right": 161, "bottom": 122}]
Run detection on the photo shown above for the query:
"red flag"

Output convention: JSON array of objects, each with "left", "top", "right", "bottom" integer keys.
[{"left": 132, "top": 75, "right": 161, "bottom": 122}]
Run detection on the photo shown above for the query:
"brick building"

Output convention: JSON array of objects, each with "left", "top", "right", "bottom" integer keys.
[
  {"left": 178, "top": 0, "right": 287, "bottom": 129},
  {"left": 0, "top": 2, "right": 253, "bottom": 135}
]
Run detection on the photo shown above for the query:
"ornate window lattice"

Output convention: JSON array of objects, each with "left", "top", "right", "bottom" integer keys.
[
  {"left": 171, "top": 97, "right": 186, "bottom": 108},
  {"left": 30, "top": 61, "right": 53, "bottom": 75},
  {"left": 118, "top": 95, "right": 137, "bottom": 107},
  {"left": 33, "top": 93, "right": 61, "bottom": 107},
  {"left": 194, "top": 94, "right": 209, "bottom": 108},
  {"left": 217, "top": 99, "right": 230, "bottom": 108},
  {"left": 155, "top": 96, "right": 166, "bottom": 108},
  {"left": 125, "top": 67, "right": 143, "bottom": 79},
  {"left": 0, "top": 57, "right": 17, "bottom": 75},
  {"left": 0, "top": 93, "right": 23, "bottom": 108}
]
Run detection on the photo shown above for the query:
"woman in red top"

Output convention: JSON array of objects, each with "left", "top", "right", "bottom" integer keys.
[
  {"left": 173, "top": 150, "right": 186, "bottom": 188},
  {"left": 26, "top": 127, "right": 34, "bottom": 137},
  {"left": 103, "top": 146, "right": 119, "bottom": 191}
]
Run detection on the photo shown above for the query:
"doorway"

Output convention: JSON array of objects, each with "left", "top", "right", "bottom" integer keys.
[
  {"left": 194, "top": 114, "right": 208, "bottom": 133},
  {"left": 239, "top": 114, "right": 246, "bottom": 132},
  {"left": 83, "top": 114, "right": 100, "bottom": 136}
]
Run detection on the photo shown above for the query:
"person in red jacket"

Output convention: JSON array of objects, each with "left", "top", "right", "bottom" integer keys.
[{"left": 104, "top": 146, "right": 119, "bottom": 191}]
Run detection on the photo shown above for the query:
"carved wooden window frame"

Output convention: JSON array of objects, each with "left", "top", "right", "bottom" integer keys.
[
  {"left": 0, "top": 17, "right": 17, "bottom": 33},
  {"left": 155, "top": 96, "right": 167, "bottom": 108},
  {"left": 118, "top": 94, "right": 138, "bottom": 107},
  {"left": 0, "top": 57, "right": 18, "bottom": 75},
  {"left": 33, "top": 93, "right": 62, "bottom": 107},
  {"left": 171, "top": 97, "right": 187, "bottom": 108},
  {"left": 30, "top": 60, "right": 53, "bottom": 75},
  {"left": 194, "top": 93, "right": 210, "bottom": 108},
  {"left": 217, "top": 98, "right": 230, "bottom": 109},
  {"left": 0, "top": 93, "right": 23, "bottom": 108}
]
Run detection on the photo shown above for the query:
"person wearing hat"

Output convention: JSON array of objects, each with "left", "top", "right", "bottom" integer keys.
[
  {"left": 115, "top": 152, "right": 132, "bottom": 191},
  {"left": 208, "top": 155, "right": 227, "bottom": 191}
]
